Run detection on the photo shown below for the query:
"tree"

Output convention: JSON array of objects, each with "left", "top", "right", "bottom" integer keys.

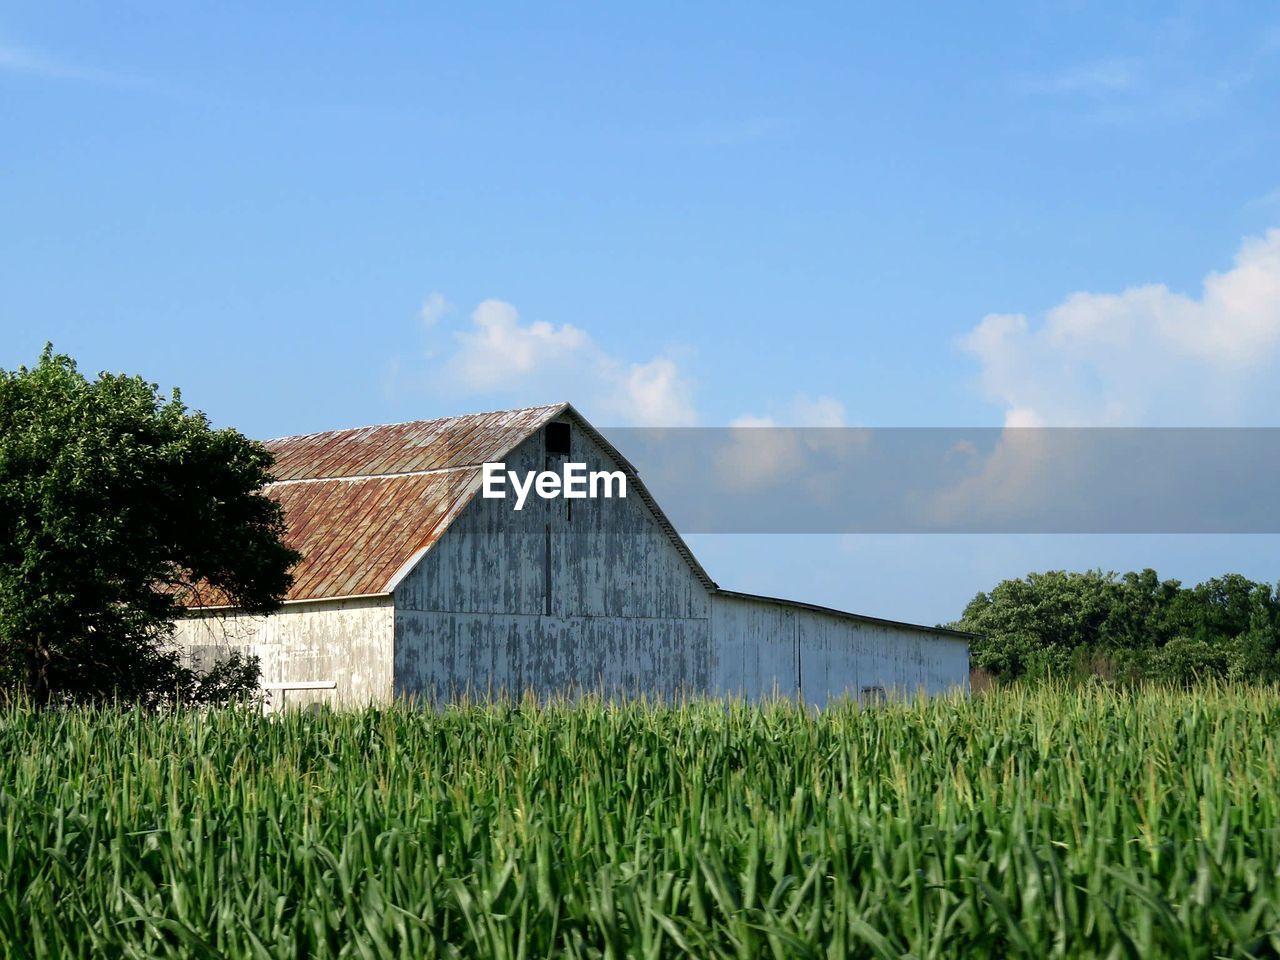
[
  {"left": 950, "top": 568, "right": 1280, "bottom": 685},
  {"left": 953, "top": 570, "right": 1122, "bottom": 680},
  {"left": 0, "top": 347, "right": 299, "bottom": 705}
]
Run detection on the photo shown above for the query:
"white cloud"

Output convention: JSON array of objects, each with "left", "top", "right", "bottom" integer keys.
[
  {"left": 622, "top": 357, "right": 696, "bottom": 427},
  {"left": 437, "top": 299, "right": 697, "bottom": 426},
  {"left": 716, "top": 395, "right": 863, "bottom": 491},
  {"left": 915, "top": 428, "right": 1076, "bottom": 530},
  {"left": 731, "top": 394, "right": 848, "bottom": 429},
  {"left": 420, "top": 292, "right": 450, "bottom": 326},
  {"left": 450, "top": 299, "right": 590, "bottom": 391},
  {"left": 789, "top": 395, "right": 847, "bottom": 428},
  {"left": 963, "top": 228, "right": 1280, "bottom": 426},
  {"left": 716, "top": 423, "right": 803, "bottom": 490},
  {"left": 420, "top": 300, "right": 857, "bottom": 434},
  {"left": 941, "top": 228, "right": 1280, "bottom": 531}
]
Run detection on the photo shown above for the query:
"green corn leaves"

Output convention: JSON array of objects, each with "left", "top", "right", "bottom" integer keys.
[{"left": 2, "top": 686, "right": 1280, "bottom": 957}]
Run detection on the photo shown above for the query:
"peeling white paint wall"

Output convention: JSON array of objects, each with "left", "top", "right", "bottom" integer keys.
[
  {"left": 707, "top": 594, "right": 799, "bottom": 700},
  {"left": 175, "top": 596, "right": 394, "bottom": 708},
  {"left": 393, "top": 420, "right": 712, "bottom": 702}
]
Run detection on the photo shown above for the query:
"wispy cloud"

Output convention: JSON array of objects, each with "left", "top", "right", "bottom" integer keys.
[
  {"left": 0, "top": 41, "right": 136, "bottom": 87},
  {"left": 690, "top": 115, "right": 793, "bottom": 147},
  {"left": 419, "top": 292, "right": 451, "bottom": 327},
  {"left": 1035, "top": 58, "right": 1139, "bottom": 96},
  {"left": 1249, "top": 187, "right": 1280, "bottom": 210},
  {"left": 1015, "top": 17, "right": 1279, "bottom": 128}
]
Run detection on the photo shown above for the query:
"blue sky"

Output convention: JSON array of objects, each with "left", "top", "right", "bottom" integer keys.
[{"left": 4, "top": 2, "right": 1280, "bottom": 622}]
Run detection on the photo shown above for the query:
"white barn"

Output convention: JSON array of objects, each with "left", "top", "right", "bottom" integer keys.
[{"left": 178, "top": 404, "right": 969, "bottom": 709}]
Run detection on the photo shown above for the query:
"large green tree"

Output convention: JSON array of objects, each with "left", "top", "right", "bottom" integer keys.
[
  {"left": 952, "top": 568, "right": 1280, "bottom": 685},
  {"left": 0, "top": 348, "right": 298, "bottom": 705}
]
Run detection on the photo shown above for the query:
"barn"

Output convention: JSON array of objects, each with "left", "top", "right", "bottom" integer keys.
[{"left": 177, "top": 403, "right": 969, "bottom": 709}]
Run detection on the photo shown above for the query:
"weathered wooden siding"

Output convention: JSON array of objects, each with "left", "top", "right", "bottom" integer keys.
[
  {"left": 709, "top": 593, "right": 969, "bottom": 704},
  {"left": 394, "top": 614, "right": 708, "bottom": 701},
  {"left": 706, "top": 594, "right": 800, "bottom": 699},
  {"left": 175, "top": 596, "right": 394, "bottom": 708},
  {"left": 393, "top": 419, "right": 712, "bottom": 701}
]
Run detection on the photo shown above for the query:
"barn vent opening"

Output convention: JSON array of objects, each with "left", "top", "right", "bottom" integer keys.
[
  {"left": 546, "top": 421, "right": 572, "bottom": 522},
  {"left": 545, "top": 421, "right": 571, "bottom": 457}
]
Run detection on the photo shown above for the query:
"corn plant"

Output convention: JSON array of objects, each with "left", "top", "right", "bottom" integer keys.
[{"left": 2, "top": 685, "right": 1280, "bottom": 957}]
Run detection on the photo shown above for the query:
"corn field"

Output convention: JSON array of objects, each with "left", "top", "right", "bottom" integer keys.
[{"left": 4, "top": 686, "right": 1280, "bottom": 958}]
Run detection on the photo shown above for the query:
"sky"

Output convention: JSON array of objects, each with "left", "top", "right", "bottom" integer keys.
[{"left": 4, "top": 2, "right": 1280, "bottom": 623}]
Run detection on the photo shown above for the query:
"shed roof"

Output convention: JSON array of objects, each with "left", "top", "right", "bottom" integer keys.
[{"left": 203, "top": 403, "right": 714, "bottom": 605}]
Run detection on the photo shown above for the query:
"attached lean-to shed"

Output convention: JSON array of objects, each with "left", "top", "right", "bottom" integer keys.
[{"left": 177, "top": 403, "right": 969, "bottom": 709}]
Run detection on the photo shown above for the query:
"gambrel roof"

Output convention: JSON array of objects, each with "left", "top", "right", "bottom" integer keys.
[{"left": 243, "top": 403, "right": 715, "bottom": 603}]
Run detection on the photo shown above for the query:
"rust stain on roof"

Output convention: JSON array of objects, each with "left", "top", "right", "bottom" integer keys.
[
  {"left": 210, "top": 404, "right": 566, "bottom": 604},
  {"left": 273, "top": 469, "right": 482, "bottom": 601},
  {"left": 266, "top": 404, "right": 566, "bottom": 482}
]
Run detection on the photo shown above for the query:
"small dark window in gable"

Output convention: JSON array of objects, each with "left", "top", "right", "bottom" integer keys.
[{"left": 545, "top": 421, "right": 571, "bottom": 457}]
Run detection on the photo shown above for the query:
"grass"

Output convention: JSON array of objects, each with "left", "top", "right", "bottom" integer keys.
[{"left": 3, "top": 685, "right": 1280, "bottom": 958}]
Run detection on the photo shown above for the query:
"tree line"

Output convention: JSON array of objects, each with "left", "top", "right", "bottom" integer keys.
[{"left": 950, "top": 569, "right": 1280, "bottom": 685}]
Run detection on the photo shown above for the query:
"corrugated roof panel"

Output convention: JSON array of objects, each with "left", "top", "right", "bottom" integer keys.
[
  {"left": 265, "top": 404, "right": 564, "bottom": 480},
  {"left": 264, "top": 469, "right": 483, "bottom": 601}
]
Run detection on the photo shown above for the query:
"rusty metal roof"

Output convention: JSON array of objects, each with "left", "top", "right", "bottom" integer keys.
[
  {"left": 268, "top": 470, "right": 482, "bottom": 601},
  {"left": 193, "top": 403, "right": 715, "bottom": 606},
  {"left": 266, "top": 404, "right": 567, "bottom": 481},
  {"left": 257, "top": 404, "right": 565, "bottom": 602}
]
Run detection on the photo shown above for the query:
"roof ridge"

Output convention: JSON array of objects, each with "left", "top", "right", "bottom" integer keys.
[
  {"left": 262, "top": 402, "right": 570, "bottom": 444},
  {"left": 268, "top": 464, "right": 480, "bottom": 486}
]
